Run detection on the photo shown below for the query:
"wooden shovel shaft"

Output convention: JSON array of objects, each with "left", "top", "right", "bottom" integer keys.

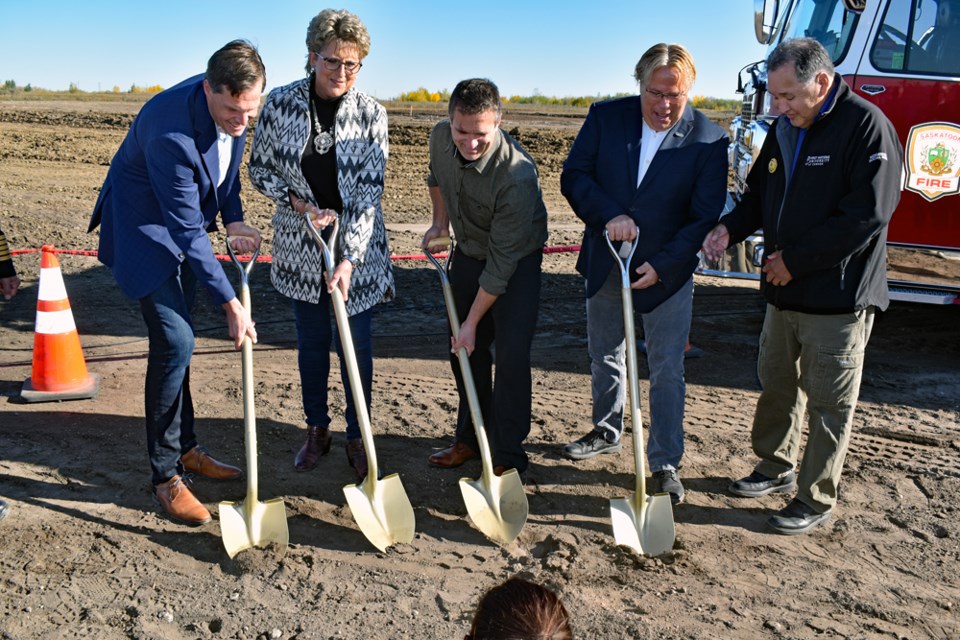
[
  {"left": 303, "top": 217, "right": 380, "bottom": 487},
  {"left": 426, "top": 243, "right": 496, "bottom": 481},
  {"left": 605, "top": 231, "right": 648, "bottom": 508},
  {"left": 240, "top": 281, "right": 259, "bottom": 504},
  {"left": 226, "top": 239, "right": 261, "bottom": 506}
]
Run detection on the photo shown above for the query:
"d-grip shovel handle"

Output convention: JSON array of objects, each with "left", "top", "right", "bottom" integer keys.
[
  {"left": 603, "top": 228, "right": 648, "bottom": 504},
  {"left": 424, "top": 236, "right": 496, "bottom": 482},
  {"left": 303, "top": 214, "right": 381, "bottom": 488},
  {"left": 225, "top": 237, "right": 260, "bottom": 307}
]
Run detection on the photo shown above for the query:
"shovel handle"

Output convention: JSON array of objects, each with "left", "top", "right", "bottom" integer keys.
[
  {"left": 225, "top": 237, "right": 261, "bottom": 504},
  {"left": 303, "top": 214, "right": 381, "bottom": 487},
  {"left": 603, "top": 229, "right": 648, "bottom": 505},
  {"left": 225, "top": 236, "right": 259, "bottom": 287},
  {"left": 425, "top": 236, "right": 496, "bottom": 482},
  {"left": 423, "top": 236, "right": 451, "bottom": 275},
  {"left": 603, "top": 228, "right": 638, "bottom": 288}
]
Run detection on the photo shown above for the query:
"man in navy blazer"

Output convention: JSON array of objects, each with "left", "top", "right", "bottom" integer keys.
[
  {"left": 89, "top": 40, "right": 265, "bottom": 526},
  {"left": 560, "top": 43, "right": 728, "bottom": 504}
]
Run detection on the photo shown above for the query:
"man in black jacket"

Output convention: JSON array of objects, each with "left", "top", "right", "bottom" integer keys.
[{"left": 702, "top": 38, "right": 902, "bottom": 535}]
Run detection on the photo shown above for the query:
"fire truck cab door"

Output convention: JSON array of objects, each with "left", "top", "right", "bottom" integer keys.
[{"left": 849, "top": 0, "right": 960, "bottom": 247}]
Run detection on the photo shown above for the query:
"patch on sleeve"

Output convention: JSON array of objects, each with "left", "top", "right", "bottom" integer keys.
[{"left": 869, "top": 152, "right": 888, "bottom": 162}]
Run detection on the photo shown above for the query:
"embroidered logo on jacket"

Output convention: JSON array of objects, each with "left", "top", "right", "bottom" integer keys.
[{"left": 804, "top": 155, "right": 831, "bottom": 166}]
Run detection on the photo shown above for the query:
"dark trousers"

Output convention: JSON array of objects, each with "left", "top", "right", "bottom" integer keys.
[
  {"left": 291, "top": 295, "right": 372, "bottom": 441},
  {"left": 449, "top": 247, "right": 542, "bottom": 472},
  {"left": 139, "top": 263, "right": 199, "bottom": 485}
]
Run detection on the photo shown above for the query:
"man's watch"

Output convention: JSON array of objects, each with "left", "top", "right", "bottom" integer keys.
[{"left": 343, "top": 254, "right": 358, "bottom": 266}]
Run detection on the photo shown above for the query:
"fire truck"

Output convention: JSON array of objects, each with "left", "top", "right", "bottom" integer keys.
[{"left": 705, "top": 0, "right": 960, "bottom": 304}]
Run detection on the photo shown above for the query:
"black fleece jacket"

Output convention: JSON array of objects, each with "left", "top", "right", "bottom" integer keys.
[{"left": 722, "top": 74, "right": 903, "bottom": 314}]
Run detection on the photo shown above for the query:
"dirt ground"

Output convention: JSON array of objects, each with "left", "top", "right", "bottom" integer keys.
[{"left": 0, "top": 99, "right": 958, "bottom": 640}]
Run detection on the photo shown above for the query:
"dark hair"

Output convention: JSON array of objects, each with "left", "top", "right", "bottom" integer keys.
[
  {"left": 205, "top": 39, "right": 266, "bottom": 96},
  {"left": 448, "top": 78, "right": 501, "bottom": 118},
  {"left": 767, "top": 37, "right": 834, "bottom": 83},
  {"left": 467, "top": 578, "right": 573, "bottom": 640}
]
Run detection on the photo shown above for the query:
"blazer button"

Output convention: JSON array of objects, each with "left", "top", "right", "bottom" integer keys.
[{"left": 178, "top": 252, "right": 185, "bottom": 260}]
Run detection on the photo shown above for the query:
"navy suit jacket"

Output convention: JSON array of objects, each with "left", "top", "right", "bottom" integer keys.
[
  {"left": 561, "top": 96, "right": 728, "bottom": 312},
  {"left": 88, "top": 74, "right": 245, "bottom": 305}
]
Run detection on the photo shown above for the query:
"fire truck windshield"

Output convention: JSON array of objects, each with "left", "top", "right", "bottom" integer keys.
[{"left": 779, "top": 0, "right": 860, "bottom": 63}]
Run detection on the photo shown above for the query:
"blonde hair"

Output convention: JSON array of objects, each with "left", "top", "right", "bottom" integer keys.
[
  {"left": 304, "top": 8, "right": 371, "bottom": 74},
  {"left": 633, "top": 43, "right": 696, "bottom": 92}
]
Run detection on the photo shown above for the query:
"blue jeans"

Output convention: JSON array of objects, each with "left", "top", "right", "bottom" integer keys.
[
  {"left": 139, "top": 263, "right": 199, "bottom": 485},
  {"left": 587, "top": 271, "right": 693, "bottom": 472},
  {"left": 291, "top": 294, "right": 372, "bottom": 441}
]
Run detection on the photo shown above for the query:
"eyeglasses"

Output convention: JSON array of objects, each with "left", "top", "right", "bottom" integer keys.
[
  {"left": 314, "top": 52, "right": 362, "bottom": 75},
  {"left": 644, "top": 88, "right": 686, "bottom": 103}
]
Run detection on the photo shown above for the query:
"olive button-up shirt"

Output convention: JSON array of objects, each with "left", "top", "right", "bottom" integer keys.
[{"left": 427, "top": 122, "right": 548, "bottom": 296}]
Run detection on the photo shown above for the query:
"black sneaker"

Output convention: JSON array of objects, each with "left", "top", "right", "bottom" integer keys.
[
  {"left": 652, "top": 469, "right": 685, "bottom": 505},
  {"left": 768, "top": 498, "right": 831, "bottom": 535},
  {"left": 562, "top": 430, "right": 622, "bottom": 460},
  {"left": 729, "top": 470, "right": 797, "bottom": 498}
]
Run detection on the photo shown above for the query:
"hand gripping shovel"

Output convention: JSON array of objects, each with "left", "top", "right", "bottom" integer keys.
[
  {"left": 304, "top": 214, "right": 415, "bottom": 552},
  {"left": 219, "top": 239, "right": 289, "bottom": 558},
  {"left": 605, "top": 230, "right": 675, "bottom": 556},
  {"left": 425, "top": 237, "right": 528, "bottom": 545}
]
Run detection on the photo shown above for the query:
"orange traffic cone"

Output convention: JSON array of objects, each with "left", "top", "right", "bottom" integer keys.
[{"left": 20, "top": 245, "right": 99, "bottom": 403}]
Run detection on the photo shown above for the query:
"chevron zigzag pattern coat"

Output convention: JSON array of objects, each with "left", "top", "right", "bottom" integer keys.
[{"left": 249, "top": 78, "right": 395, "bottom": 316}]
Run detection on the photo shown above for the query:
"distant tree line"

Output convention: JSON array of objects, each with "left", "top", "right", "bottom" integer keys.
[
  {"left": 1, "top": 80, "right": 164, "bottom": 96},
  {"left": 394, "top": 86, "right": 739, "bottom": 111},
  {"left": 1, "top": 80, "right": 739, "bottom": 112}
]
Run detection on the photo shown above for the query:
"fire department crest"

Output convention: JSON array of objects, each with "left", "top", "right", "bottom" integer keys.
[{"left": 905, "top": 122, "right": 960, "bottom": 202}]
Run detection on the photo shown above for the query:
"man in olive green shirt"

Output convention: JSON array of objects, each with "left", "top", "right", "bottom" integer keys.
[{"left": 422, "top": 78, "right": 548, "bottom": 476}]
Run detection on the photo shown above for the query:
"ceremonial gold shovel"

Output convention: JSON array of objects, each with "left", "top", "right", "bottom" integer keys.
[
  {"left": 219, "top": 239, "right": 289, "bottom": 558},
  {"left": 605, "top": 229, "right": 675, "bottom": 556},
  {"left": 304, "top": 214, "right": 415, "bottom": 552},
  {"left": 425, "top": 237, "right": 528, "bottom": 545}
]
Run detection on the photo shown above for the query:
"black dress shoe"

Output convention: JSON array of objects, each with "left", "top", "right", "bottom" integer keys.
[
  {"left": 729, "top": 470, "right": 796, "bottom": 498},
  {"left": 652, "top": 469, "right": 685, "bottom": 505},
  {"left": 562, "top": 430, "right": 621, "bottom": 460},
  {"left": 768, "top": 498, "right": 832, "bottom": 535}
]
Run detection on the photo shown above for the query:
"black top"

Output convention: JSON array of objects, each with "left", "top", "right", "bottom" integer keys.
[{"left": 302, "top": 76, "right": 344, "bottom": 214}]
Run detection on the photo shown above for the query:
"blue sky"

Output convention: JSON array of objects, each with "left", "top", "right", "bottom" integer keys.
[{"left": 1, "top": 2, "right": 768, "bottom": 100}]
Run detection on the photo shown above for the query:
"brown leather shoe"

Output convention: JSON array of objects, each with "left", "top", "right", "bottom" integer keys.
[
  {"left": 154, "top": 475, "right": 212, "bottom": 525},
  {"left": 294, "top": 425, "right": 332, "bottom": 472},
  {"left": 181, "top": 446, "right": 242, "bottom": 481},
  {"left": 494, "top": 465, "right": 527, "bottom": 485},
  {"left": 346, "top": 439, "right": 368, "bottom": 482},
  {"left": 428, "top": 442, "right": 478, "bottom": 468}
]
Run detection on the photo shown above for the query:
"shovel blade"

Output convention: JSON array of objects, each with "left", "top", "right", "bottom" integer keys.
[
  {"left": 459, "top": 471, "right": 528, "bottom": 545},
  {"left": 218, "top": 498, "right": 289, "bottom": 559},
  {"left": 343, "top": 473, "right": 416, "bottom": 552},
  {"left": 610, "top": 492, "right": 675, "bottom": 556}
]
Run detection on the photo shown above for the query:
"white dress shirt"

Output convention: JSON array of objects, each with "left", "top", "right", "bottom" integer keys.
[{"left": 216, "top": 128, "right": 232, "bottom": 187}]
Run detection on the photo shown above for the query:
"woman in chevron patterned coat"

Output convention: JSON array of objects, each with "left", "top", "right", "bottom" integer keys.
[{"left": 249, "top": 9, "right": 394, "bottom": 483}]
